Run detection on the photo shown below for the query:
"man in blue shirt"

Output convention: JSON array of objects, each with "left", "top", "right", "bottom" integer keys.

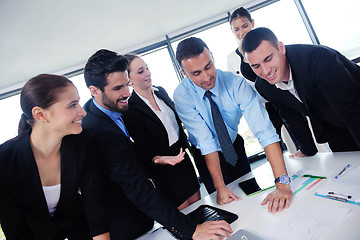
[{"left": 173, "top": 37, "right": 293, "bottom": 213}]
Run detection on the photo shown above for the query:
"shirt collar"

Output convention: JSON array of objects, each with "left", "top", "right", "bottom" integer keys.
[
  {"left": 135, "top": 86, "right": 159, "bottom": 103},
  {"left": 275, "top": 65, "right": 294, "bottom": 90},
  {"left": 189, "top": 69, "right": 219, "bottom": 99},
  {"left": 92, "top": 98, "right": 122, "bottom": 121}
]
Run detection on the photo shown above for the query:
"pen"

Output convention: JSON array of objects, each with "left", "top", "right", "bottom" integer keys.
[
  {"left": 303, "top": 174, "right": 327, "bottom": 179},
  {"left": 335, "top": 164, "right": 352, "bottom": 179}
]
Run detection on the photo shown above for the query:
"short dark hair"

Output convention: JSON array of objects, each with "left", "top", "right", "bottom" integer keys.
[
  {"left": 229, "top": 7, "right": 252, "bottom": 25},
  {"left": 242, "top": 27, "right": 279, "bottom": 53},
  {"left": 176, "top": 37, "right": 209, "bottom": 67},
  {"left": 84, "top": 49, "right": 129, "bottom": 91},
  {"left": 18, "top": 74, "right": 73, "bottom": 137}
]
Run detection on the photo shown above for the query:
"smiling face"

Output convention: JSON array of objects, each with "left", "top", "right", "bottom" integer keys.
[
  {"left": 181, "top": 48, "right": 217, "bottom": 91},
  {"left": 128, "top": 57, "right": 152, "bottom": 91},
  {"left": 231, "top": 17, "right": 254, "bottom": 45},
  {"left": 91, "top": 71, "right": 131, "bottom": 113},
  {"left": 245, "top": 40, "right": 290, "bottom": 85},
  {"left": 43, "top": 84, "right": 86, "bottom": 136}
]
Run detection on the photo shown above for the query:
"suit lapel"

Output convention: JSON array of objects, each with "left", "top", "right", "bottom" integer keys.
[
  {"left": 18, "top": 133, "right": 51, "bottom": 218},
  {"left": 154, "top": 88, "right": 175, "bottom": 112},
  {"left": 154, "top": 87, "right": 184, "bottom": 126},
  {"left": 88, "top": 99, "right": 130, "bottom": 139},
  {"left": 54, "top": 136, "right": 77, "bottom": 217},
  {"left": 129, "top": 91, "right": 165, "bottom": 129},
  {"left": 256, "top": 77, "right": 307, "bottom": 114},
  {"left": 286, "top": 47, "right": 310, "bottom": 113},
  {"left": 154, "top": 87, "right": 189, "bottom": 147}
]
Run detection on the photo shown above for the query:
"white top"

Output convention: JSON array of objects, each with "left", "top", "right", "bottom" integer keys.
[
  {"left": 42, "top": 184, "right": 61, "bottom": 216},
  {"left": 274, "top": 67, "right": 302, "bottom": 103},
  {"left": 137, "top": 87, "right": 180, "bottom": 146}
]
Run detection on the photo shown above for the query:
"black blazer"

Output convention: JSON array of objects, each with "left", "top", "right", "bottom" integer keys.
[
  {"left": 123, "top": 86, "right": 191, "bottom": 171},
  {"left": 0, "top": 130, "right": 107, "bottom": 240},
  {"left": 236, "top": 49, "right": 317, "bottom": 156},
  {"left": 82, "top": 99, "right": 196, "bottom": 240},
  {"left": 256, "top": 44, "right": 360, "bottom": 148}
]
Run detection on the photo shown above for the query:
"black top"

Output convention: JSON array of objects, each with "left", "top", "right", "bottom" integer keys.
[
  {"left": 255, "top": 44, "right": 360, "bottom": 150},
  {"left": 235, "top": 48, "right": 257, "bottom": 82},
  {"left": 123, "top": 87, "right": 200, "bottom": 207},
  {"left": 0, "top": 130, "right": 108, "bottom": 240}
]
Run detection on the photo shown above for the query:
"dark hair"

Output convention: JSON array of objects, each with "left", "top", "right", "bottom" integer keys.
[
  {"left": 124, "top": 53, "right": 140, "bottom": 74},
  {"left": 176, "top": 37, "right": 210, "bottom": 67},
  {"left": 242, "top": 27, "right": 279, "bottom": 53},
  {"left": 229, "top": 7, "right": 252, "bottom": 25},
  {"left": 84, "top": 49, "right": 129, "bottom": 91},
  {"left": 18, "top": 74, "right": 73, "bottom": 137}
]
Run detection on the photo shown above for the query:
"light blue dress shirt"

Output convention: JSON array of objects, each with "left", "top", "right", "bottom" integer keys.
[
  {"left": 92, "top": 99, "right": 129, "bottom": 137},
  {"left": 173, "top": 69, "right": 279, "bottom": 156}
]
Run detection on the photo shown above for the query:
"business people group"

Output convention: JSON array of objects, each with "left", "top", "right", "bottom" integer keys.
[{"left": 1, "top": 13, "right": 360, "bottom": 240}]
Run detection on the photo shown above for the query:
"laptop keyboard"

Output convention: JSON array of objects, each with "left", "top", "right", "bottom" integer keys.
[{"left": 187, "top": 205, "right": 238, "bottom": 224}]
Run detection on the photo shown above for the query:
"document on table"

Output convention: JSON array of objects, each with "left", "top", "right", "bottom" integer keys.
[
  {"left": 315, "top": 164, "right": 360, "bottom": 205},
  {"left": 290, "top": 170, "right": 329, "bottom": 199},
  {"left": 259, "top": 202, "right": 350, "bottom": 240}
]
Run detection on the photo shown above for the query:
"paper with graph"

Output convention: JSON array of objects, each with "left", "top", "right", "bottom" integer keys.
[
  {"left": 259, "top": 202, "right": 350, "bottom": 240},
  {"left": 290, "top": 170, "right": 329, "bottom": 199}
]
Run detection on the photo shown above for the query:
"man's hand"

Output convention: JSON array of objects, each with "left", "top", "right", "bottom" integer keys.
[
  {"left": 289, "top": 149, "right": 307, "bottom": 158},
  {"left": 152, "top": 148, "right": 185, "bottom": 165},
  {"left": 192, "top": 220, "right": 232, "bottom": 240},
  {"left": 216, "top": 186, "right": 241, "bottom": 205},
  {"left": 261, "top": 184, "right": 293, "bottom": 213}
]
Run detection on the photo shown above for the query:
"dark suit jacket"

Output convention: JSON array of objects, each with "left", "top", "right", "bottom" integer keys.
[
  {"left": 237, "top": 50, "right": 317, "bottom": 156},
  {"left": 123, "top": 86, "right": 192, "bottom": 172},
  {"left": 82, "top": 99, "right": 197, "bottom": 240},
  {"left": 0, "top": 130, "right": 107, "bottom": 240},
  {"left": 255, "top": 44, "right": 360, "bottom": 150},
  {"left": 123, "top": 87, "right": 200, "bottom": 206}
]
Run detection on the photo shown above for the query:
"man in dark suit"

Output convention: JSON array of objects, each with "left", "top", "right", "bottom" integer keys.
[
  {"left": 242, "top": 27, "right": 360, "bottom": 152},
  {"left": 81, "top": 49, "right": 232, "bottom": 240}
]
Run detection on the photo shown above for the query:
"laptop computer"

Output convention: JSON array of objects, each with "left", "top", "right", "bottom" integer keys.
[
  {"left": 227, "top": 229, "right": 265, "bottom": 240},
  {"left": 186, "top": 204, "right": 238, "bottom": 224}
]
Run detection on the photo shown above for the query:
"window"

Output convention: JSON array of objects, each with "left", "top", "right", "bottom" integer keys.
[
  {"left": 0, "top": 95, "right": 21, "bottom": 144},
  {"left": 70, "top": 74, "right": 92, "bottom": 107},
  {"left": 251, "top": 0, "right": 312, "bottom": 45},
  {"left": 140, "top": 47, "right": 180, "bottom": 98},
  {"left": 301, "top": 0, "right": 360, "bottom": 60}
]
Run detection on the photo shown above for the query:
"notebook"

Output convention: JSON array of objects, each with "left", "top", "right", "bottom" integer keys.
[{"left": 186, "top": 204, "right": 238, "bottom": 224}]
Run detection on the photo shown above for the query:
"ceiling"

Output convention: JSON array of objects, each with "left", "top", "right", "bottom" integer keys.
[{"left": 0, "top": 0, "right": 262, "bottom": 94}]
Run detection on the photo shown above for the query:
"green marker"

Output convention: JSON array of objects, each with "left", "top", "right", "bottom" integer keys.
[{"left": 302, "top": 174, "right": 327, "bottom": 179}]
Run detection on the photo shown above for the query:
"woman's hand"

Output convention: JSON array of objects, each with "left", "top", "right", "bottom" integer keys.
[{"left": 152, "top": 148, "right": 185, "bottom": 165}]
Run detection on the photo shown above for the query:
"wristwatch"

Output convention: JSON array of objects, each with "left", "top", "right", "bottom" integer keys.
[{"left": 274, "top": 174, "right": 291, "bottom": 185}]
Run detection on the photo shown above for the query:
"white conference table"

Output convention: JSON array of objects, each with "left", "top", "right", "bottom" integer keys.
[{"left": 139, "top": 151, "right": 360, "bottom": 240}]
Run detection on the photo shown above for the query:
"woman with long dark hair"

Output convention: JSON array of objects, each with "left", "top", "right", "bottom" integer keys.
[{"left": 0, "top": 74, "right": 109, "bottom": 240}]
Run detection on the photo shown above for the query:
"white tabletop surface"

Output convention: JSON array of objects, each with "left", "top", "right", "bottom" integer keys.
[{"left": 138, "top": 151, "right": 360, "bottom": 240}]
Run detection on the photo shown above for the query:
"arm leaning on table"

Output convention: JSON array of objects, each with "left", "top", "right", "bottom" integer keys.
[
  {"left": 173, "top": 82, "right": 241, "bottom": 205},
  {"left": 235, "top": 73, "right": 293, "bottom": 213},
  {"left": 204, "top": 151, "right": 241, "bottom": 205}
]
